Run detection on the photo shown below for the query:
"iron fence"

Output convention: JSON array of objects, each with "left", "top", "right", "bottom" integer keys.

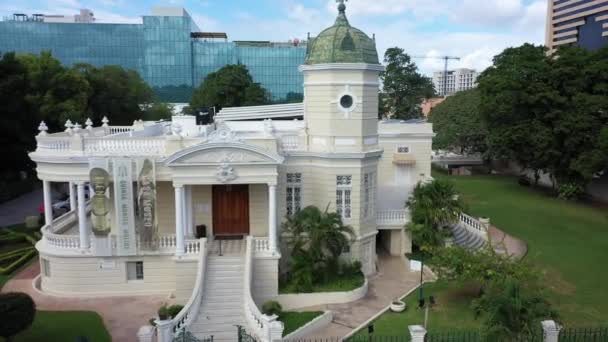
[
  {"left": 173, "top": 328, "right": 213, "bottom": 342},
  {"left": 559, "top": 327, "right": 608, "bottom": 341},
  {"left": 237, "top": 325, "right": 259, "bottom": 342},
  {"left": 425, "top": 331, "right": 481, "bottom": 342}
]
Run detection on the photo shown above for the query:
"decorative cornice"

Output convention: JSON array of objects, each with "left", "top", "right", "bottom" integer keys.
[
  {"left": 285, "top": 150, "right": 383, "bottom": 160},
  {"left": 164, "top": 142, "right": 285, "bottom": 166},
  {"left": 299, "top": 63, "right": 385, "bottom": 72}
]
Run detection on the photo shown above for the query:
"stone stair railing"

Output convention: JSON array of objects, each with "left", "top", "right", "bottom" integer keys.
[
  {"left": 377, "top": 209, "right": 409, "bottom": 226},
  {"left": 155, "top": 238, "right": 208, "bottom": 342},
  {"left": 243, "top": 236, "right": 283, "bottom": 341},
  {"left": 458, "top": 213, "right": 490, "bottom": 241}
]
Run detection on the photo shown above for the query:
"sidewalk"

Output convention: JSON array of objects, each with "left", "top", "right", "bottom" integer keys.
[
  {"left": 300, "top": 254, "right": 433, "bottom": 339},
  {"left": 2, "top": 260, "right": 167, "bottom": 342}
]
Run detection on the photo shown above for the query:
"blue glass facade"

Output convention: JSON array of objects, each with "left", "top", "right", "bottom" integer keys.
[{"left": 0, "top": 11, "right": 306, "bottom": 103}]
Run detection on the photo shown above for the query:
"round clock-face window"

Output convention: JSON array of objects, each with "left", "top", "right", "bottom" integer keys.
[{"left": 340, "top": 95, "right": 354, "bottom": 109}]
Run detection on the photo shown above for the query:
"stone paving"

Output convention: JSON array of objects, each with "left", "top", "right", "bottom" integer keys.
[
  {"left": 299, "top": 254, "right": 434, "bottom": 339},
  {"left": 488, "top": 225, "right": 528, "bottom": 259},
  {"left": 2, "top": 260, "right": 167, "bottom": 342}
]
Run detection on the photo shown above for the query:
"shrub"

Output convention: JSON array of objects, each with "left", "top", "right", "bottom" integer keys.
[
  {"left": 0, "top": 292, "right": 36, "bottom": 341},
  {"left": 262, "top": 301, "right": 283, "bottom": 316},
  {"left": 558, "top": 182, "right": 585, "bottom": 200},
  {"left": 157, "top": 304, "right": 170, "bottom": 320},
  {"left": 167, "top": 304, "right": 184, "bottom": 319},
  {"left": 518, "top": 175, "right": 531, "bottom": 187}
]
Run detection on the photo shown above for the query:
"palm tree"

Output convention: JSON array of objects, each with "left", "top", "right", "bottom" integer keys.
[
  {"left": 406, "top": 179, "right": 464, "bottom": 250},
  {"left": 282, "top": 205, "right": 355, "bottom": 266}
]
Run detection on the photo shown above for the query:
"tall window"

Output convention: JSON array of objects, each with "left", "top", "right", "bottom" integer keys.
[
  {"left": 286, "top": 173, "right": 302, "bottom": 216},
  {"left": 42, "top": 259, "right": 51, "bottom": 277},
  {"left": 336, "top": 175, "right": 352, "bottom": 219},
  {"left": 127, "top": 261, "right": 144, "bottom": 281},
  {"left": 363, "top": 172, "right": 375, "bottom": 218}
]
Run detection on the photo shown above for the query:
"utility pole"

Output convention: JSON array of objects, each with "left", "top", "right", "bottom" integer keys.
[{"left": 412, "top": 55, "right": 461, "bottom": 96}]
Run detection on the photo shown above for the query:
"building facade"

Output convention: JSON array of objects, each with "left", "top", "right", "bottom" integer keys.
[
  {"left": 0, "top": 7, "right": 306, "bottom": 103},
  {"left": 432, "top": 68, "right": 479, "bottom": 97},
  {"left": 29, "top": 3, "right": 433, "bottom": 341},
  {"left": 546, "top": 0, "right": 608, "bottom": 51}
]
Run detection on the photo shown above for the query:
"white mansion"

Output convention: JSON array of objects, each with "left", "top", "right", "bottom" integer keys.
[{"left": 30, "top": 3, "right": 433, "bottom": 341}]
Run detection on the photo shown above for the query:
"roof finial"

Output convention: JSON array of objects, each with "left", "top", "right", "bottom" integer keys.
[{"left": 336, "top": 0, "right": 347, "bottom": 14}]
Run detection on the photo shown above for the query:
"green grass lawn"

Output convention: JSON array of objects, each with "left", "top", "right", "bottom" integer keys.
[
  {"left": 435, "top": 172, "right": 608, "bottom": 325},
  {"left": 351, "top": 172, "right": 608, "bottom": 336},
  {"left": 280, "top": 271, "right": 365, "bottom": 294},
  {"left": 3, "top": 311, "right": 111, "bottom": 342},
  {"left": 351, "top": 281, "right": 480, "bottom": 339},
  {"left": 280, "top": 311, "right": 324, "bottom": 336}
]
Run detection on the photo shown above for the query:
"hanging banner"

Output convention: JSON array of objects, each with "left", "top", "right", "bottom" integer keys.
[
  {"left": 136, "top": 159, "right": 158, "bottom": 250},
  {"left": 88, "top": 159, "right": 111, "bottom": 237},
  {"left": 113, "top": 158, "right": 137, "bottom": 256}
]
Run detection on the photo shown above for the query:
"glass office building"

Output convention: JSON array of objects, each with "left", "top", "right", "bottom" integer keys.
[
  {"left": 546, "top": 0, "right": 608, "bottom": 51},
  {"left": 0, "top": 8, "right": 306, "bottom": 103}
]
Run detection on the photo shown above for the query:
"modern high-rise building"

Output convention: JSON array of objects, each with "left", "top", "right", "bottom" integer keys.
[
  {"left": 432, "top": 68, "right": 479, "bottom": 97},
  {"left": 0, "top": 7, "right": 307, "bottom": 103},
  {"left": 546, "top": 0, "right": 608, "bottom": 51}
]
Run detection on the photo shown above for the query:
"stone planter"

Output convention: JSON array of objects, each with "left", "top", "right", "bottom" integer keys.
[{"left": 390, "top": 300, "right": 406, "bottom": 313}]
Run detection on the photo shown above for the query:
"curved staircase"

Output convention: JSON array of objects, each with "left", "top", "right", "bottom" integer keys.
[{"left": 450, "top": 223, "right": 486, "bottom": 251}]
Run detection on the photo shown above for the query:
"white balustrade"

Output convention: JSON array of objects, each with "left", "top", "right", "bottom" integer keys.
[
  {"left": 253, "top": 237, "right": 270, "bottom": 254},
  {"left": 169, "top": 239, "right": 207, "bottom": 335},
  {"left": 376, "top": 209, "right": 409, "bottom": 225},
  {"left": 84, "top": 138, "right": 166, "bottom": 156},
  {"left": 243, "top": 236, "right": 283, "bottom": 341},
  {"left": 184, "top": 239, "right": 201, "bottom": 255},
  {"left": 281, "top": 135, "right": 300, "bottom": 151},
  {"left": 159, "top": 235, "right": 176, "bottom": 250},
  {"left": 36, "top": 137, "right": 71, "bottom": 152},
  {"left": 109, "top": 126, "right": 135, "bottom": 135},
  {"left": 42, "top": 210, "right": 80, "bottom": 250},
  {"left": 458, "top": 213, "right": 489, "bottom": 240}
]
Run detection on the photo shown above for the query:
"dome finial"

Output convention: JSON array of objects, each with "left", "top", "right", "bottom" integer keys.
[{"left": 336, "top": 0, "right": 347, "bottom": 14}]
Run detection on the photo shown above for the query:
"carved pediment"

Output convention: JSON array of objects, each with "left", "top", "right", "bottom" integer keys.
[{"left": 165, "top": 143, "right": 284, "bottom": 166}]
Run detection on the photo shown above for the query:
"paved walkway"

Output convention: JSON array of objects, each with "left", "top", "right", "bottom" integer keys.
[
  {"left": 300, "top": 254, "right": 434, "bottom": 339},
  {"left": 2, "top": 260, "right": 167, "bottom": 342},
  {"left": 488, "top": 225, "right": 528, "bottom": 259},
  {"left": 0, "top": 188, "right": 45, "bottom": 226}
]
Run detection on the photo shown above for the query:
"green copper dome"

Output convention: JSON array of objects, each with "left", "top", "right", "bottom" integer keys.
[{"left": 305, "top": 2, "right": 379, "bottom": 65}]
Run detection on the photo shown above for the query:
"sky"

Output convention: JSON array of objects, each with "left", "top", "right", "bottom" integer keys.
[{"left": 0, "top": 0, "right": 548, "bottom": 75}]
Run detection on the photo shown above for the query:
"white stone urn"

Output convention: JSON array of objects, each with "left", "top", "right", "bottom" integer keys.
[{"left": 390, "top": 300, "right": 406, "bottom": 313}]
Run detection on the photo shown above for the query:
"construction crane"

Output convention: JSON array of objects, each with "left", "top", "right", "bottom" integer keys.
[{"left": 411, "top": 55, "right": 461, "bottom": 97}]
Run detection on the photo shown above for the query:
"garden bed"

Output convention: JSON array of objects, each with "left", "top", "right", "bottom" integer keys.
[
  {"left": 280, "top": 311, "right": 324, "bottom": 336},
  {"left": 280, "top": 271, "right": 365, "bottom": 294},
  {"left": 10, "top": 311, "right": 111, "bottom": 342}
]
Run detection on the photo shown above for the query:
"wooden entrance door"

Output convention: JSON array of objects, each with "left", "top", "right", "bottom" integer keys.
[{"left": 212, "top": 185, "right": 250, "bottom": 236}]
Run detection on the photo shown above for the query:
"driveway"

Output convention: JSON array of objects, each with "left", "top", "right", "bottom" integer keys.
[
  {"left": 3, "top": 260, "right": 167, "bottom": 342},
  {"left": 0, "top": 188, "right": 45, "bottom": 226}
]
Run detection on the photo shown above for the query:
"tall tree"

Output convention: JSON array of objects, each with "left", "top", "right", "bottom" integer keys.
[
  {"left": 190, "top": 64, "right": 269, "bottom": 113},
  {"left": 429, "top": 89, "right": 487, "bottom": 154},
  {"left": 478, "top": 44, "right": 608, "bottom": 196},
  {"left": 381, "top": 47, "right": 435, "bottom": 120},
  {"left": 75, "top": 64, "right": 153, "bottom": 125}
]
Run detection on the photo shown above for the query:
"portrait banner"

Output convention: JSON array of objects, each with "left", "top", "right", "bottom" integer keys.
[
  {"left": 136, "top": 159, "right": 158, "bottom": 250},
  {"left": 113, "top": 158, "right": 137, "bottom": 256}
]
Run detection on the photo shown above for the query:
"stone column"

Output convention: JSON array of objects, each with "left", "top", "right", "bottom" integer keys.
[
  {"left": 43, "top": 180, "right": 53, "bottom": 226},
  {"left": 174, "top": 185, "right": 185, "bottom": 256},
  {"left": 268, "top": 183, "right": 277, "bottom": 254},
  {"left": 186, "top": 186, "right": 194, "bottom": 236},
  {"left": 155, "top": 320, "right": 173, "bottom": 342},
  {"left": 77, "top": 182, "right": 90, "bottom": 250},
  {"left": 136, "top": 325, "right": 155, "bottom": 342},
  {"left": 69, "top": 182, "right": 77, "bottom": 213},
  {"left": 181, "top": 186, "right": 188, "bottom": 238},
  {"left": 409, "top": 325, "right": 427, "bottom": 342},
  {"left": 541, "top": 320, "right": 561, "bottom": 342}
]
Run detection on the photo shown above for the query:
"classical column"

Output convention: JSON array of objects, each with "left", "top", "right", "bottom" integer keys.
[
  {"left": 268, "top": 183, "right": 277, "bottom": 254},
  {"left": 69, "top": 182, "right": 77, "bottom": 212},
  {"left": 77, "top": 182, "right": 90, "bottom": 250},
  {"left": 42, "top": 180, "right": 53, "bottom": 226},
  {"left": 174, "top": 185, "right": 185, "bottom": 256},
  {"left": 186, "top": 186, "right": 194, "bottom": 237}
]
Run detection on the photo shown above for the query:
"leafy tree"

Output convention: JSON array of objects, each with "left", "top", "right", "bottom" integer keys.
[
  {"left": 0, "top": 292, "right": 36, "bottom": 342},
  {"left": 75, "top": 64, "right": 153, "bottom": 125},
  {"left": 190, "top": 64, "right": 269, "bottom": 113},
  {"left": 406, "top": 179, "right": 464, "bottom": 251},
  {"left": 0, "top": 52, "right": 34, "bottom": 175},
  {"left": 284, "top": 92, "right": 304, "bottom": 104},
  {"left": 142, "top": 102, "right": 174, "bottom": 121},
  {"left": 473, "top": 280, "right": 557, "bottom": 341},
  {"left": 429, "top": 89, "right": 487, "bottom": 154},
  {"left": 478, "top": 44, "right": 608, "bottom": 195},
  {"left": 19, "top": 52, "right": 90, "bottom": 129},
  {"left": 380, "top": 47, "right": 435, "bottom": 120}
]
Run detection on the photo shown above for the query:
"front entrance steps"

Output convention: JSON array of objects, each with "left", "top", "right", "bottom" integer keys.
[
  {"left": 450, "top": 224, "right": 486, "bottom": 251},
  {"left": 190, "top": 253, "right": 247, "bottom": 341},
  {"left": 209, "top": 238, "right": 246, "bottom": 256}
]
